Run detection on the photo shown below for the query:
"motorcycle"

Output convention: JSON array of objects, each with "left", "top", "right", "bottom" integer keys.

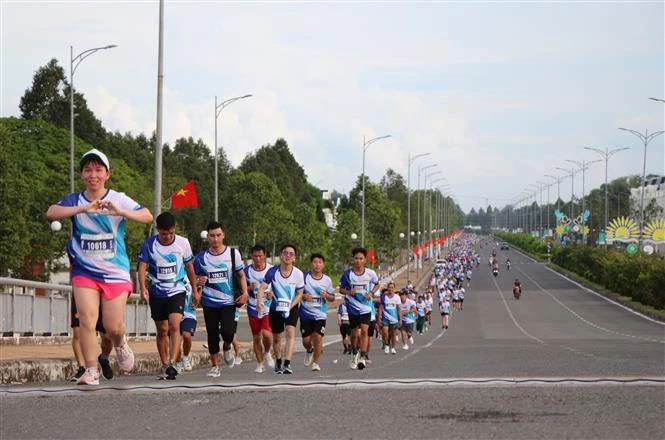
[
  {"left": 513, "top": 285, "right": 522, "bottom": 299},
  {"left": 492, "top": 268, "right": 499, "bottom": 277},
  {"left": 506, "top": 261, "right": 511, "bottom": 271}
]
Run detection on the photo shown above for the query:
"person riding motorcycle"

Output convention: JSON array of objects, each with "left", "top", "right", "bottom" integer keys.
[
  {"left": 492, "top": 261, "right": 499, "bottom": 277},
  {"left": 506, "top": 258, "right": 511, "bottom": 271},
  {"left": 513, "top": 279, "right": 522, "bottom": 299}
]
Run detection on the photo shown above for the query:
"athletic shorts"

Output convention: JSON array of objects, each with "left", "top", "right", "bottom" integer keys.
[
  {"left": 441, "top": 312, "right": 449, "bottom": 316},
  {"left": 339, "top": 322, "right": 350, "bottom": 338},
  {"left": 180, "top": 317, "right": 197, "bottom": 335},
  {"left": 70, "top": 296, "right": 105, "bottom": 332},
  {"left": 72, "top": 275, "right": 133, "bottom": 301},
  {"left": 269, "top": 304, "right": 299, "bottom": 334},
  {"left": 149, "top": 292, "right": 185, "bottom": 322},
  {"left": 348, "top": 313, "right": 371, "bottom": 329},
  {"left": 300, "top": 319, "right": 326, "bottom": 337},
  {"left": 248, "top": 315, "right": 272, "bottom": 335},
  {"left": 382, "top": 322, "right": 399, "bottom": 331},
  {"left": 401, "top": 322, "right": 414, "bottom": 334},
  {"left": 368, "top": 320, "right": 377, "bottom": 337}
]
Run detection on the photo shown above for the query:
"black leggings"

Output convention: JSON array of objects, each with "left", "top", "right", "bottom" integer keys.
[{"left": 203, "top": 305, "right": 237, "bottom": 355}]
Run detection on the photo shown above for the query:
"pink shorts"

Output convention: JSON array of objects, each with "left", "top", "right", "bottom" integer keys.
[{"left": 72, "top": 276, "right": 133, "bottom": 301}]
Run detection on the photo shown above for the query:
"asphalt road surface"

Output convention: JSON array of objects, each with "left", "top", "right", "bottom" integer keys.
[{"left": 2, "top": 245, "right": 664, "bottom": 439}]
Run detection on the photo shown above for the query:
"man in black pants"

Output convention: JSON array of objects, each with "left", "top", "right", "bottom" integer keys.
[{"left": 194, "top": 221, "right": 248, "bottom": 378}]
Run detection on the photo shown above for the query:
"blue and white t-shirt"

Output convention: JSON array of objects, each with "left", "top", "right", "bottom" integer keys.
[
  {"left": 416, "top": 301, "right": 426, "bottom": 318},
  {"left": 300, "top": 272, "right": 334, "bottom": 321},
  {"left": 339, "top": 268, "right": 379, "bottom": 316},
  {"left": 380, "top": 294, "right": 401, "bottom": 325},
  {"left": 400, "top": 298, "right": 416, "bottom": 324},
  {"left": 58, "top": 189, "right": 143, "bottom": 283},
  {"left": 194, "top": 247, "right": 244, "bottom": 308},
  {"left": 439, "top": 299, "right": 450, "bottom": 314},
  {"left": 265, "top": 266, "right": 305, "bottom": 318},
  {"left": 337, "top": 303, "right": 349, "bottom": 322},
  {"left": 138, "top": 234, "right": 193, "bottom": 298},
  {"left": 244, "top": 263, "right": 273, "bottom": 318},
  {"left": 182, "top": 283, "right": 196, "bottom": 321}
]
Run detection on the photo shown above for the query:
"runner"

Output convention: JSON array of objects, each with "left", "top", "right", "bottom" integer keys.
[
  {"left": 399, "top": 289, "right": 416, "bottom": 349},
  {"left": 46, "top": 148, "right": 153, "bottom": 385},
  {"left": 138, "top": 212, "right": 198, "bottom": 380},
  {"left": 244, "top": 244, "right": 274, "bottom": 374},
  {"left": 337, "top": 302, "right": 351, "bottom": 354},
  {"left": 257, "top": 244, "right": 304, "bottom": 374},
  {"left": 378, "top": 282, "right": 401, "bottom": 354},
  {"left": 194, "top": 221, "right": 248, "bottom": 378},
  {"left": 175, "top": 283, "right": 197, "bottom": 373},
  {"left": 415, "top": 295, "right": 427, "bottom": 335},
  {"left": 339, "top": 247, "right": 381, "bottom": 370},
  {"left": 299, "top": 253, "right": 335, "bottom": 372}
]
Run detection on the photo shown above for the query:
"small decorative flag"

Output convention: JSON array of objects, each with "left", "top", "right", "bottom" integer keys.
[{"left": 170, "top": 180, "right": 199, "bottom": 209}]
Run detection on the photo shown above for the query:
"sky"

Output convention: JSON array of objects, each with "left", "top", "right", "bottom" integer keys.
[{"left": 2, "top": 1, "right": 664, "bottom": 214}]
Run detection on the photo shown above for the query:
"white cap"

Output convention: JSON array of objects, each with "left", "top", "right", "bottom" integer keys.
[{"left": 80, "top": 149, "right": 110, "bottom": 170}]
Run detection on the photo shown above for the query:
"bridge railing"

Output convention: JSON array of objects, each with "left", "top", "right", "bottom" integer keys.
[{"left": 0, "top": 277, "right": 155, "bottom": 337}]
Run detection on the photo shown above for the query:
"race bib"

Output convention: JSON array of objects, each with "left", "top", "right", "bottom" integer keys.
[
  {"left": 276, "top": 299, "right": 291, "bottom": 312},
  {"left": 79, "top": 233, "right": 115, "bottom": 258},
  {"left": 156, "top": 262, "right": 177, "bottom": 280},
  {"left": 311, "top": 297, "right": 322, "bottom": 306},
  {"left": 207, "top": 270, "right": 228, "bottom": 284}
]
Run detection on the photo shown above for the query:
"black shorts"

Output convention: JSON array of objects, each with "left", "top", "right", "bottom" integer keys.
[
  {"left": 180, "top": 317, "right": 197, "bottom": 335},
  {"left": 348, "top": 313, "right": 371, "bottom": 329},
  {"left": 339, "top": 322, "right": 350, "bottom": 338},
  {"left": 368, "top": 320, "right": 376, "bottom": 337},
  {"left": 70, "top": 296, "right": 105, "bottom": 333},
  {"left": 269, "top": 304, "right": 299, "bottom": 334},
  {"left": 300, "top": 319, "right": 326, "bottom": 337},
  {"left": 149, "top": 292, "right": 185, "bottom": 322}
]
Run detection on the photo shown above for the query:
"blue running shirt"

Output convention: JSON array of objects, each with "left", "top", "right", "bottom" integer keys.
[
  {"left": 339, "top": 268, "right": 378, "bottom": 316},
  {"left": 300, "top": 272, "right": 334, "bottom": 321},
  {"left": 138, "top": 234, "right": 193, "bottom": 298},
  {"left": 244, "top": 263, "right": 273, "bottom": 318},
  {"left": 265, "top": 266, "right": 305, "bottom": 318},
  {"left": 194, "top": 247, "right": 244, "bottom": 308}
]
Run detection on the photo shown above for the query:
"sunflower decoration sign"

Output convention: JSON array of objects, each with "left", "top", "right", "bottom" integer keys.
[
  {"left": 605, "top": 217, "right": 640, "bottom": 244},
  {"left": 643, "top": 219, "right": 665, "bottom": 244}
]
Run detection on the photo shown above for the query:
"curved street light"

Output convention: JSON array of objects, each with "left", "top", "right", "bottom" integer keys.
[
  {"left": 565, "top": 159, "right": 601, "bottom": 241},
  {"left": 361, "top": 134, "right": 391, "bottom": 247},
  {"left": 70, "top": 44, "right": 117, "bottom": 193},
  {"left": 407, "top": 152, "right": 430, "bottom": 280},
  {"left": 214, "top": 94, "right": 252, "bottom": 220}
]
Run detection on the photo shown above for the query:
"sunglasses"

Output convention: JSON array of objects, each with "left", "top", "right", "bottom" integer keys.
[{"left": 281, "top": 250, "right": 296, "bottom": 257}]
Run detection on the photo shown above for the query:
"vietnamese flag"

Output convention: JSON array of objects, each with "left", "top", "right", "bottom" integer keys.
[
  {"left": 170, "top": 180, "right": 199, "bottom": 209},
  {"left": 368, "top": 248, "right": 376, "bottom": 265}
]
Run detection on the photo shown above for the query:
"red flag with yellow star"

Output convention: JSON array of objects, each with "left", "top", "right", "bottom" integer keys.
[{"left": 170, "top": 180, "right": 198, "bottom": 209}]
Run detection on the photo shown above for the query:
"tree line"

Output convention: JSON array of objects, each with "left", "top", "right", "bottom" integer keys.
[{"left": 0, "top": 58, "right": 464, "bottom": 280}]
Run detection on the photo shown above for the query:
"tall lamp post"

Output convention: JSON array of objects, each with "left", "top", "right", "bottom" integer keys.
[
  {"left": 618, "top": 127, "right": 665, "bottom": 245},
  {"left": 536, "top": 180, "right": 551, "bottom": 235},
  {"left": 565, "top": 159, "right": 601, "bottom": 242},
  {"left": 423, "top": 170, "right": 442, "bottom": 257},
  {"left": 70, "top": 44, "right": 117, "bottom": 193},
  {"left": 583, "top": 146, "right": 630, "bottom": 238},
  {"left": 407, "top": 152, "right": 430, "bottom": 281},
  {"left": 214, "top": 94, "right": 252, "bottom": 220},
  {"left": 545, "top": 174, "right": 564, "bottom": 213},
  {"left": 361, "top": 135, "right": 391, "bottom": 247},
  {"left": 416, "top": 163, "right": 436, "bottom": 276},
  {"left": 556, "top": 167, "right": 575, "bottom": 219}
]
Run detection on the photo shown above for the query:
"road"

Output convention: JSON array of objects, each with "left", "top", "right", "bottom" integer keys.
[{"left": 2, "top": 245, "right": 664, "bottom": 439}]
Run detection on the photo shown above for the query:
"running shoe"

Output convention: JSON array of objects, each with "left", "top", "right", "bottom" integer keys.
[
  {"left": 384, "top": 346, "right": 389, "bottom": 354},
  {"left": 98, "top": 355, "right": 114, "bottom": 380},
  {"left": 304, "top": 350, "right": 314, "bottom": 366},
  {"left": 174, "top": 360, "right": 185, "bottom": 374},
  {"left": 254, "top": 363, "right": 265, "bottom": 373},
  {"left": 274, "top": 363, "right": 283, "bottom": 374},
  {"left": 223, "top": 349, "right": 235, "bottom": 368},
  {"left": 165, "top": 364, "right": 178, "bottom": 380},
  {"left": 183, "top": 358, "right": 192, "bottom": 371},
  {"left": 390, "top": 347, "right": 397, "bottom": 354},
  {"left": 207, "top": 365, "right": 221, "bottom": 378},
  {"left": 357, "top": 357, "right": 366, "bottom": 370},
  {"left": 265, "top": 352, "right": 275, "bottom": 368},
  {"left": 409, "top": 336, "right": 415, "bottom": 345},
  {"left": 76, "top": 367, "right": 100, "bottom": 385},
  {"left": 115, "top": 339, "right": 135, "bottom": 373},
  {"left": 402, "top": 344, "right": 409, "bottom": 350},
  {"left": 311, "top": 362, "right": 321, "bottom": 372},
  {"left": 234, "top": 356, "right": 243, "bottom": 366},
  {"left": 282, "top": 364, "right": 293, "bottom": 374},
  {"left": 71, "top": 366, "right": 85, "bottom": 382}
]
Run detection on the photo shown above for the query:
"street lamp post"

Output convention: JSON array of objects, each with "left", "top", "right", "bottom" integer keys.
[
  {"left": 214, "top": 94, "right": 252, "bottom": 220},
  {"left": 545, "top": 174, "right": 564, "bottom": 213},
  {"left": 416, "top": 163, "right": 436, "bottom": 276},
  {"left": 424, "top": 170, "right": 442, "bottom": 258},
  {"left": 565, "top": 159, "right": 601, "bottom": 242},
  {"left": 361, "top": 134, "right": 391, "bottom": 247},
  {"left": 618, "top": 127, "right": 665, "bottom": 245},
  {"left": 583, "top": 146, "right": 630, "bottom": 238},
  {"left": 428, "top": 177, "right": 445, "bottom": 258},
  {"left": 556, "top": 167, "right": 575, "bottom": 219},
  {"left": 536, "top": 180, "right": 550, "bottom": 235},
  {"left": 407, "top": 153, "right": 430, "bottom": 281},
  {"left": 70, "top": 44, "right": 117, "bottom": 193}
]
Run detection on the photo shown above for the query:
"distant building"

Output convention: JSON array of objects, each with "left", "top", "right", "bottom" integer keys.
[
  {"left": 630, "top": 176, "right": 665, "bottom": 216},
  {"left": 320, "top": 189, "right": 340, "bottom": 230}
]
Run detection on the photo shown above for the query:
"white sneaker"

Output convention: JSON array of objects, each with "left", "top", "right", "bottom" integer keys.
[
  {"left": 265, "top": 352, "right": 275, "bottom": 368},
  {"left": 223, "top": 349, "right": 235, "bottom": 368},
  {"left": 207, "top": 365, "right": 221, "bottom": 378},
  {"left": 115, "top": 339, "right": 135, "bottom": 373},
  {"left": 350, "top": 352, "right": 358, "bottom": 370},
  {"left": 384, "top": 346, "right": 390, "bottom": 354},
  {"left": 183, "top": 359, "right": 192, "bottom": 371},
  {"left": 174, "top": 360, "right": 185, "bottom": 373},
  {"left": 402, "top": 344, "right": 409, "bottom": 350},
  {"left": 304, "top": 351, "right": 314, "bottom": 366},
  {"left": 311, "top": 362, "right": 321, "bottom": 371},
  {"left": 390, "top": 347, "right": 397, "bottom": 354},
  {"left": 76, "top": 367, "right": 100, "bottom": 385},
  {"left": 254, "top": 363, "right": 265, "bottom": 373},
  {"left": 409, "top": 336, "right": 414, "bottom": 344},
  {"left": 234, "top": 356, "right": 242, "bottom": 366}
]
